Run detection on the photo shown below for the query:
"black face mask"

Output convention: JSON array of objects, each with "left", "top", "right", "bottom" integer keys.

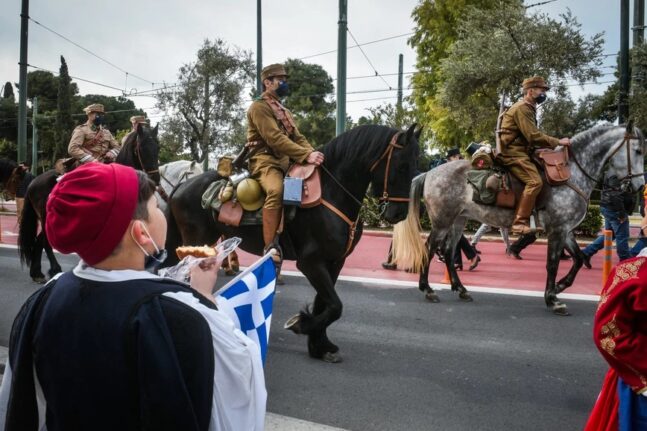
[
  {"left": 144, "top": 248, "right": 168, "bottom": 273},
  {"left": 276, "top": 80, "right": 289, "bottom": 97},
  {"left": 94, "top": 115, "right": 104, "bottom": 126},
  {"left": 534, "top": 93, "right": 547, "bottom": 104}
]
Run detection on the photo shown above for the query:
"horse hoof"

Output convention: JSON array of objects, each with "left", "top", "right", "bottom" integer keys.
[
  {"left": 32, "top": 276, "right": 46, "bottom": 284},
  {"left": 284, "top": 314, "right": 302, "bottom": 334},
  {"left": 459, "top": 292, "right": 473, "bottom": 302},
  {"left": 552, "top": 302, "right": 570, "bottom": 316},
  {"left": 425, "top": 291, "right": 440, "bottom": 303},
  {"left": 321, "top": 352, "right": 343, "bottom": 363}
]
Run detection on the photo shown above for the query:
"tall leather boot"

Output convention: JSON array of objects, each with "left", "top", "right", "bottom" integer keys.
[
  {"left": 511, "top": 194, "right": 539, "bottom": 235},
  {"left": 262, "top": 207, "right": 284, "bottom": 281}
]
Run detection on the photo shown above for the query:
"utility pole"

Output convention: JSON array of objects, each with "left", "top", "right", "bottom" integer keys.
[
  {"left": 336, "top": 0, "right": 348, "bottom": 136},
  {"left": 397, "top": 54, "right": 403, "bottom": 110},
  {"left": 17, "top": 0, "right": 30, "bottom": 163},
  {"left": 256, "top": 0, "right": 263, "bottom": 95},
  {"left": 31, "top": 97, "right": 38, "bottom": 175},
  {"left": 619, "top": 0, "right": 630, "bottom": 123},
  {"left": 634, "top": 0, "right": 645, "bottom": 45}
]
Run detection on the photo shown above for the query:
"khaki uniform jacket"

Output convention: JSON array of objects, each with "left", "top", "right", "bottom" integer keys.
[
  {"left": 68, "top": 123, "right": 120, "bottom": 164},
  {"left": 499, "top": 100, "right": 559, "bottom": 159},
  {"left": 246, "top": 92, "right": 314, "bottom": 173}
]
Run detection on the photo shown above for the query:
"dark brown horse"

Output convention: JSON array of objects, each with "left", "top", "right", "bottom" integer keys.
[
  {"left": 165, "top": 124, "right": 421, "bottom": 362},
  {"left": 0, "top": 158, "right": 24, "bottom": 199},
  {"left": 18, "top": 124, "right": 160, "bottom": 282}
]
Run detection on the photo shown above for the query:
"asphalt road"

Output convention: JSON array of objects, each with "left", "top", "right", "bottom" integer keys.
[{"left": 0, "top": 246, "right": 607, "bottom": 430}]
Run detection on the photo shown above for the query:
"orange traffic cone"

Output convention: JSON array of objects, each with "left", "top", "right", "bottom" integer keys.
[{"left": 440, "top": 265, "right": 450, "bottom": 284}]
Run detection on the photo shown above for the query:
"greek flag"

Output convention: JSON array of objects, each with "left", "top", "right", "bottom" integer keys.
[{"left": 215, "top": 251, "right": 276, "bottom": 364}]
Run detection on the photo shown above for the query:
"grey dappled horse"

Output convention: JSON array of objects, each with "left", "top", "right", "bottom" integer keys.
[
  {"left": 156, "top": 160, "right": 203, "bottom": 213},
  {"left": 392, "top": 124, "right": 645, "bottom": 315}
]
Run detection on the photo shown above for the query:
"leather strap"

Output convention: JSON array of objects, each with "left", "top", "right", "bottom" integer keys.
[
  {"left": 369, "top": 132, "right": 409, "bottom": 203},
  {"left": 263, "top": 95, "right": 296, "bottom": 135},
  {"left": 321, "top": 198, "right": 358, "bottom": 258}
]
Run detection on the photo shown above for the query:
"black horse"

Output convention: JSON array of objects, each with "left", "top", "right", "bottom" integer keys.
[
  {"left": 165, "top": 124, "right": 421, "bottom": 362},
  {"left": 18, "top": 124, "right": 160, "bottom": 282},
  {"left": 0, "top": 158, "right": 24, "bottom": 199}
]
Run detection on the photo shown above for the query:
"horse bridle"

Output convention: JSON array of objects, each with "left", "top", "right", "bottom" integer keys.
[
  {"left": 319, "top": 131, "right": 410, "bottom": 258},
  {"left": 132, "top": 133, "right": 166, "bottom": 200},
  {"left": 569, "top": 131, "right": 644, "bottom": 186},
  {"left": 369, "top": 131, "right": 410, "bottom": 203}
]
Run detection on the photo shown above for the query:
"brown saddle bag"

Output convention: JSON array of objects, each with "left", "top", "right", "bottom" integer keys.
[
  {"left": 495, "top": 173, "right": 515, "bottom": 209},
  {"left": 286, "top": 163, "right": 322, "bottom": 208},
  {"left": 534, "top": 148, "right": 571, "bottom": 185},
  {"left": 217, "top": 201, "right": 244, "bottom": 227}
]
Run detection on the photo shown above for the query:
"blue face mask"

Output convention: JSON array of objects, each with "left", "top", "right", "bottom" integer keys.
[
  {"left": 276, "top": 80, "right": 289, "bottom": 97},
  {"left": 94, "top": 115, "right": 104, "bottom": 126},
  {"left": 131, "top": 221, "right": 168, "bottom": 273}
]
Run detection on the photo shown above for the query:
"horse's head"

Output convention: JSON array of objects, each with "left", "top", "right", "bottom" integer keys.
[
  {"left": 606, "top": 125, "right": 645, "bottom": 194},
  {"left": 369, "top": 124, "right": 421, "bottom": 224},
  {"left": 134, "top": 123, "right": 161, "bottom": 185}
]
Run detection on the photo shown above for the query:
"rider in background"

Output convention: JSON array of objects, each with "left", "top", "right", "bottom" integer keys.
[
  {"left": 246, "top": 63, "right": 325, "bottom": 264},
  {"left": 497, "top": 76, "right": 571, "bottom": 235},
  {"left": 121, "top": 114, "right": 148, "bottom": 145},
  {"left": 68, "top": 103, "right": 120, "bottom": 164}
]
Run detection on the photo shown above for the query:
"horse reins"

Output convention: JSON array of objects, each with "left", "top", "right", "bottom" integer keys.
[
  {"left": 132, "top": 134, "right": 165, "bottom": 199},
  {"left": 320, "top": 131, "right": 407, "bottom": 257}
]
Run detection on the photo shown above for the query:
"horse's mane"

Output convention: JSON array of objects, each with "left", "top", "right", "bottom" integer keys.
[
  {"left": 570, "top": 123, "right": 617, "bottom": 150},
  {"left": 322, "top": 125, "right": 397, "bottom": 169},
  {"left": 0, "top": 158, "right": 17, "bottom": 181}
]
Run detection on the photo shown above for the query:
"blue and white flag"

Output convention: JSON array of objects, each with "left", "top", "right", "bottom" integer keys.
[{"left": 215, "top": 251, "right": 276, "bottom": 364}]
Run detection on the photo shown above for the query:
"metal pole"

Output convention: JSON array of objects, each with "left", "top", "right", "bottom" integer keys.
[
  {"left": 256, "top": 0, "right": 263, "bottom": 95},
  {"left": 619, "top": 0, "right": 630, "bottom": 123},
  {"left": 397, "top": 54, "right": 403, "bottom": 111},
  {"left": 336, "top": 0, "right": 348, "bottom": 136},
  {"left": 17, "top": 0, "right": 30, "bottom": 164},
  {"left": 634, "top": 0, "right": 645, "bottom": 45},
  {"left": 31, "top": 97, "right": 37, "bottom": 175}
]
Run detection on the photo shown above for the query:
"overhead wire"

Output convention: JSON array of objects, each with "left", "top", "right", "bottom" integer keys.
[{"left": 346, "top": 27, "right": 393, "bottom": 90}]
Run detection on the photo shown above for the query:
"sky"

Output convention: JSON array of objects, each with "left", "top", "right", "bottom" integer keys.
[{"left": 0, "top": 0, "right": 637, "bottom": 125}]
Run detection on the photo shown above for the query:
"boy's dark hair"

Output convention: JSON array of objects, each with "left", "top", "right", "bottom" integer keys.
[{"left": 133, "top": 170, "right": 157, "bottom": 220}]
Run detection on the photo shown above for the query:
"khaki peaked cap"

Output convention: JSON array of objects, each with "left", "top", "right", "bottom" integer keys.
[
  {"left": 83, "top": 103, "right": 105, "bottom": 114},
  {"left": 261, "top": 64, "right": 288, "bottom": 81},
  {"left": 522, "top": 76, "right": 550, "bottom": 91},
  {"left": 130, "top": 115, "right": 147, "bottom": 124}
]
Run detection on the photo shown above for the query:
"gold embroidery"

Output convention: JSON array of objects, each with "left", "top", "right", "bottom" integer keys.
[
  {"left": 598, "top": 258, "right": 646, "bottom": 310},
  {"left": 599, "top": 315, "right": 620, "bottom": 357}
]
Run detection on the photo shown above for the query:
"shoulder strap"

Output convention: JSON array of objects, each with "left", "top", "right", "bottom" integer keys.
[{"left": 262, "top": 95, "right": 296, "bottom": 135}]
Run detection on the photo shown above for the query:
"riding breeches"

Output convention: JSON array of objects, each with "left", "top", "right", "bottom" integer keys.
[
  {"left": 500, "top": 157, "right": 542, "bottom": 200},
  {"left": 252, "top": 165, "right": 283, "bottom": 210}
]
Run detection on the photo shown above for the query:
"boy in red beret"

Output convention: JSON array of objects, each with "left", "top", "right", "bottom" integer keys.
[{"left": 0, "top": 163, "right": 266, "bottom": 430}]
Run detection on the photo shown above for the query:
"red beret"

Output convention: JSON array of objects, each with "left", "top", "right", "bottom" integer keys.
[{"left": 46, "top": 163, "right": 139, "bottom": 265}]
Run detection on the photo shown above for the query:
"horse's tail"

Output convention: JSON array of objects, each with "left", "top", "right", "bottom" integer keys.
[
  {"left": 18, "top": 196, "right": 38, "bottom": 268},
  {"left": 162, "top": 197, "right": 182, "bottom": 268},
  {"left": 392, "top": 173, "right": 428, "bottom": 273}
]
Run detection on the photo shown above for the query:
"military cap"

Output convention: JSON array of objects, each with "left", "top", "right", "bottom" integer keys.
[
  {"left": 261, "top": 63, "right": 288, "bottom": 81},
  {"left": 522, "top": 76, "right": 550, "bottom": 91},
  {"left": 130, "top": 115, "right": 147, "bottom": 124},
  {"left": 83, "top": 103, "right": 105, "bottom": 114},
  {"left": 446, "top": 148, "right": 461, "bottom": 159}
]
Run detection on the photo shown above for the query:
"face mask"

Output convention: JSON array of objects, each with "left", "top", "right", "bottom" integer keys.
[
  {"left": 534, "top": 93, "right": 547, "bottom": 104},
  {"left": 131, "top": 221, "right": 168, "bottom": 272},
  {"left": 94, "top": 115, "right": 104, "bottom": 126},
  {"left": 276, "top": 80, "right": 289, "bottom": 97}
]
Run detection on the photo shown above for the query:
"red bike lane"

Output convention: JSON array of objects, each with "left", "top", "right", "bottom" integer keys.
[{"left": 1, "top": 211, "right": 614, "bottom": 296}]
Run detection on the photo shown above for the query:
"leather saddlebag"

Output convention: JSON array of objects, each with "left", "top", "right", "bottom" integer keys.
[
  {"left": 286, "top": 163, "right": 322, "bottom": 208},
  {"left": 534, "top": 148, "right": 570, "bottom": 185},
  {"left": 495, "top": 174, "right": 515, "bottom": 209},
  {"left": 217, "top": 201, "right": 243, "bottom": 226}
]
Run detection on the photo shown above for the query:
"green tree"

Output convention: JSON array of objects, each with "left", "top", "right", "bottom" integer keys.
[
  {"left": 54, "top": 56, "right": 75, "bottom": 161},
  {"left": 283, "top": 58, "right": 336, "bottom": 148},
  {"left": 435, "top": 5, "right": 603, "bottom": 143},
  {"left": 156, "top": 39, "right": 254, "bottom": 165},
  {"left": 3, "top": 82, "right": 14, "bottom": 100},
  {"left": 0, "top": 84, "right": 17, "bottom": 144},
  {"left": 27, "top": 70, "right": 59, "bottom": 113},
  {"left": 409, "top": 0, "right": 522, "bottom": 146}
]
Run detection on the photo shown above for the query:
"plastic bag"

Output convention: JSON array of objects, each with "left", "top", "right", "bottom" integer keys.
[{"left": 159, "top": 237, "right": 242, "bottom": 282}]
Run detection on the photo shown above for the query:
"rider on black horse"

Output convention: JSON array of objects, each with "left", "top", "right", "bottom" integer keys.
[
  {"left": 246, "top": 63, "right": 325, "bottom": 268},
  {"left": 497, "top": 76, "right": 572, "bottom": 235}
]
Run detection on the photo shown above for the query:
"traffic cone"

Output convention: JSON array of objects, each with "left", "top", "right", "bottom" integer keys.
[{"left": 440, "top": 265, "right": 450, "bottom": 284}]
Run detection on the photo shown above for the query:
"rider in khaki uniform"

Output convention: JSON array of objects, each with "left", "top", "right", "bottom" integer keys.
[
  {"left": 247, "top": 63, "right": 325, "bottom": 257},
  {"left": 498, "top": 76, "right": 571, "bottom": 235},
  {"left": 121, "top": 115, "right": 148, "bottom": 145},
  {"left": 68, "top": 104, "right": 120, "bottom": 164}
]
